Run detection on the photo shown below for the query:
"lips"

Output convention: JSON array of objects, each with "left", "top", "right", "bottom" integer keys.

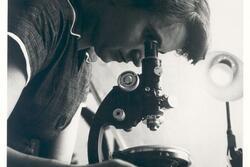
[
  {"left": 117, "top": 50, "right": 143, "bottom": 67},
  {"left": 118, "top": 50, "right": 130, "bottom": 63}
]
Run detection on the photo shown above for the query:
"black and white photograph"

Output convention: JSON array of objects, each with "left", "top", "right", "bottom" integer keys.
[{"left": 1, "top": 0, "right": 248, "bottom": 166}]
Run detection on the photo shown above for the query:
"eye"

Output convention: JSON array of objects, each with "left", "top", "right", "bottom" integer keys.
[{"left": 143, "top": 26, "right": 162, "bottom": 49}]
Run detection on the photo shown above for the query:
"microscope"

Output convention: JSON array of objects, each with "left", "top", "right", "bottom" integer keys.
[
  {"left": 87, "top": 40, "right": 191, "bottom": 167},
  {"left": 85, "top": 40, "right": 243, "bottom": 167}
]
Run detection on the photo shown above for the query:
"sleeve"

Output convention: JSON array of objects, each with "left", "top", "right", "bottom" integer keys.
[{"left": 8, "top": 1, "right": 60, "bottom": 85}]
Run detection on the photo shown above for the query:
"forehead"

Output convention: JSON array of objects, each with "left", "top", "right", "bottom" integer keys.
[{"left": 102, "top": 3, "right": 187, "bottom": 51}]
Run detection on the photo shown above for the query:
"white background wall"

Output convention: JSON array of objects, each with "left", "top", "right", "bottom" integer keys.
[
  {"left": 0, "top": 0, "right": 246, "bottom": 167},
  {"left": 117, "top": 4, "right": 243, "bottom": 163},
  {"left": 76, "top": 0, "right": 244, "bottom": 166},
  {"left": 149, "top": 1, "right": 243, "bottom": 166}
]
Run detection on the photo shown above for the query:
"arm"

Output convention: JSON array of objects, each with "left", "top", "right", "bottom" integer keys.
[
  {"left": 8, "top": 147, "right": 135, "bottom": 167},
  {"left": 7, "top": 37, "right": 135, "bottom": 167},
  {"left": 43, "top": 103, "right": 83, "bottom": 164},
  {"left": 7, "top": 36, "right": 27, "bottom": 117},
  {"left": 8, "top": 147, "right": 69, "bottom": 167},
  {"left": 7, "top": 36, "right": 69, "bottom": 167}
]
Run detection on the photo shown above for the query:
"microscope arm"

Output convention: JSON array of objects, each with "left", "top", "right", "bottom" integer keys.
[
  {"left": 87, "top": 86, "right": 143, "bottom": 163},
  {"left": 87, "top": 40, "right": 172, "bottom": 164}
]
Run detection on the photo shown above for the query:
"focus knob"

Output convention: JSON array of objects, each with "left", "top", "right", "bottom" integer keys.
[{"left": 117, "top": 71, "right": 139, "bottom": 92}]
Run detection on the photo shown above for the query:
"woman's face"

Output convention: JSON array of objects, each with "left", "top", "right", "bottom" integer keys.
[{"left": 91, "top": 5, "right": 187, "bottom": 66}]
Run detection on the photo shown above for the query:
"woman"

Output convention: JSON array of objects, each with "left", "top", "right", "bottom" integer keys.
[{"left": 7, "top": 0, "right": 210, "bottom": 166}]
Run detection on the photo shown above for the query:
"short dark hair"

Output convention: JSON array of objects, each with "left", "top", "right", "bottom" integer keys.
[{"left": 126, "top": 0, "right": 210, "bottom": 64}]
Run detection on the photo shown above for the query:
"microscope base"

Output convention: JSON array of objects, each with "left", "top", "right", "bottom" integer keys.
[{"left": 112, "top": 145, "right": 191, "bottom": 167}]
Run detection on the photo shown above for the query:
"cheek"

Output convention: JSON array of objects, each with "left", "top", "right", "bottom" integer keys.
[
  {"left": 94, "top": 12, "right": 146, "bottom": 49},
  {"left": 161, "top": 23, "right": 187, "bottom": 51}
]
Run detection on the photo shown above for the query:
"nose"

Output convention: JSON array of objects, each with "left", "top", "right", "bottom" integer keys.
[
  {"left": 130, "top": 43, "right": 144, "bottom": 56},
  {"left": 128, "top": 48, "right": 144, "bottom": 67},
  {"left": 121, "top": 43, "right": 147, "bottom": 66}
]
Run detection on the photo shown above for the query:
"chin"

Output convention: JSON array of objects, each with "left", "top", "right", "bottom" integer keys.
[
  {"left": 95, "top": 50, "right": 111, "bottom": 63},
  {"left": 133, "top": 62, "right": 142, "bottom": 67},
  {"left": 136, "top": 63, "right": 142, "bottom": 67},
  {"left": 99, "top": 57, "right": 112, "bottom": 63}
]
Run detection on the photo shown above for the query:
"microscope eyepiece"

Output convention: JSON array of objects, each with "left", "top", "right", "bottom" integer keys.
[
  {"left": 144, "top": 40, "right": 159, "bottom": 58},
  {"left": 140, "top": 40, "right": 172, "bottom": 131}
]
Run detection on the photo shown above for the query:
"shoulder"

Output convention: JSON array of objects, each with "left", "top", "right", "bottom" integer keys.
[
  {"left": 8, "top": 0, "right": 73, "bottom": 28},
  {"left": 8, "top": 0, "right": 76, "bottom": 83}
]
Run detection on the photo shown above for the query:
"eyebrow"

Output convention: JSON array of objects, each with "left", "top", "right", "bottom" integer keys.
[{"left": 143, "top": 25, "right": 163, "bottom": 50}]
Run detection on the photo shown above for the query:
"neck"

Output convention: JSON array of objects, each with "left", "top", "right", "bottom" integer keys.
[{"left": 71, "top": 0, "right": 100, "bottom": 49}]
